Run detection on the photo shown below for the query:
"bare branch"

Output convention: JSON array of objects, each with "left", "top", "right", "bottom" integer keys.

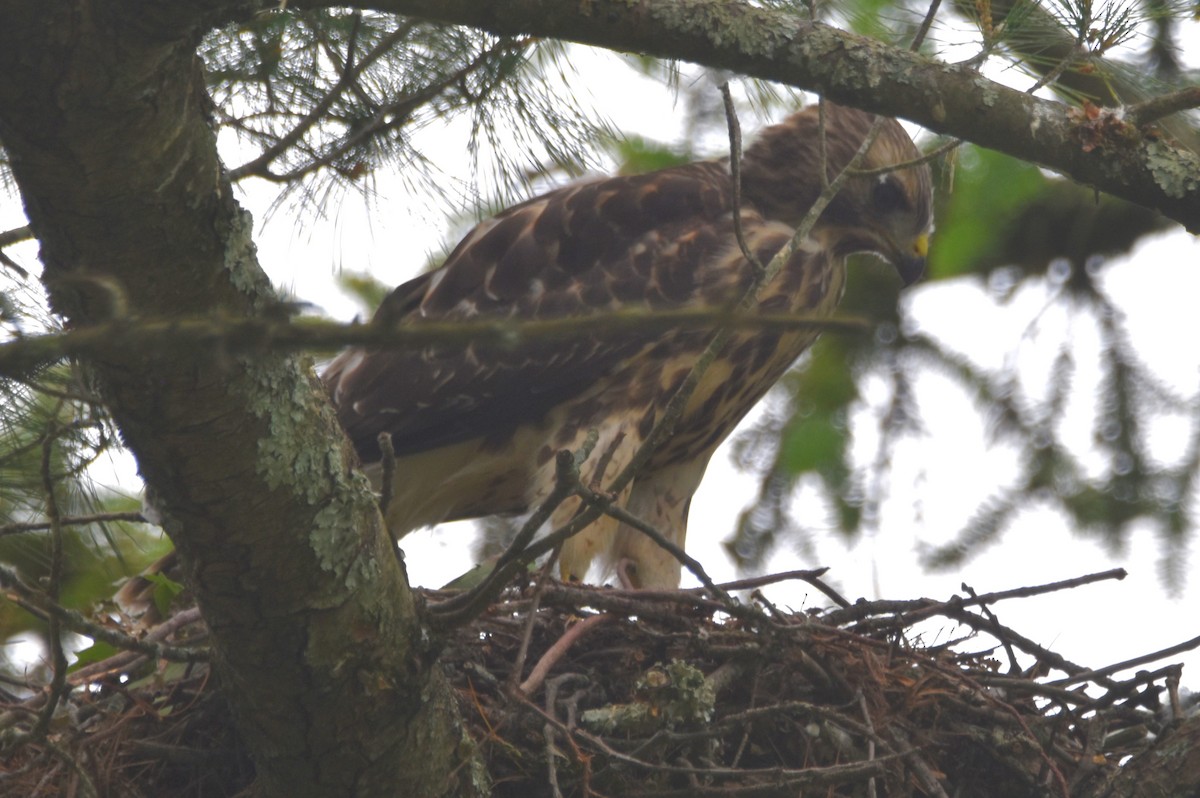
[
  {"left": 719, "top": 82, "right": 763, "bottom": 274},
  {"left": 0, "top": 224, "right": 33, "bottom": 248},
  {"left": 574, "top": 481, "right": 730, "bottom": 602},
  {"left": 0, "top": 308, "right": 867, "bottom": 380},
  {"left": 518, "top": 613, "right": 611, "bottom": 695},
  {"left": 0, "top": 511, "right": 149, "bottom": 539},
  {"left": 1050, "top": 633, "right": 1200, "bottom": 687},
  {"left": 1126, "top": 86, "right": 1200, "bottom": 128},
  {"left": 430, "top": 445, "right": 592, "bottom": 625}
]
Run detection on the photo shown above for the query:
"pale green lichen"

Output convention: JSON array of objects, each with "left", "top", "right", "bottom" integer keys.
[
  {"left": 1145, "top": 139, "right": 1200, "bottom": 200},
  {"left": 1028, "top": 104, "right": 1055, "bottom": 139},
  {"left": 312, "top": 491, "right": 382, "bottom": 590},
  {"left": 239, "top": 356, "right": 343, "bottom": 505},
  {"left": 580, "top": 659, "right": 716, "bottom": 735},
  {"left": 653, "top": 660, "right": 715, "bottom": 726},
  {"left": 233, "top": 344, "right": 386, "bottom": 589},
  {"left": 243, "top": 358, "right": 386, "bottom": 586},
  {"left": 218, "top": 195, "right": 389, "bottom": 594},
  {"left": 648, "top": 0, "right": 791, "bottom": 58},
  {"left": 220, "top": 206, "right": 278, "bottom": 311},
  {"left": 975, "top": 78, "right": 1000, "bottom": 108},
  {"left": 843, "top": 44, "right": 885, "bottom": 88},
  {"left": 459, "top": 727, "right": 492, "bottom": 795}
]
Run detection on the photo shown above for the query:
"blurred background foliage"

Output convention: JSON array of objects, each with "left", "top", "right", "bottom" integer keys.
[{"left": 2, "top": 0, "right": 1199, "bottom": 655}]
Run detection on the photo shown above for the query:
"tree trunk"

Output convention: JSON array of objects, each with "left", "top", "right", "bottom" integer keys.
[{"left": 0, "top": 4, "right": 478, "bottom": 796}]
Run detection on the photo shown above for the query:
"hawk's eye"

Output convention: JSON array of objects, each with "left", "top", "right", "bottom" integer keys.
[{"left": 872, "top": 177, "right": 908, "bottom": 213}]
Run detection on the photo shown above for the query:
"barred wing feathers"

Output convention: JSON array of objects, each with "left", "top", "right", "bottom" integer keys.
[{"left": 325, "top": 161, "right": 777, "bottom": 461}]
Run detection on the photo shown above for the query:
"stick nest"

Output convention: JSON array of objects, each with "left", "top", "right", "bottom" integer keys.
[{"left": 2, "top": 570, "right": 1194, "bottom": 797}]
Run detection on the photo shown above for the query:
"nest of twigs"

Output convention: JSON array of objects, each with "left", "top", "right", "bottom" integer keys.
[{"left": 2, "top": 568, "right": 1195, "bottom": 797}]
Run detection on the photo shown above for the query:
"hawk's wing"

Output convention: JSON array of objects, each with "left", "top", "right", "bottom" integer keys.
[{"left": 325, "top": 161, "right": 780, "bottom": 462}]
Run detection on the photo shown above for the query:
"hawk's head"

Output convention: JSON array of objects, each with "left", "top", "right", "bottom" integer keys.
[{"left": 742, "top": 103, "right": 933, "bottom": 285}]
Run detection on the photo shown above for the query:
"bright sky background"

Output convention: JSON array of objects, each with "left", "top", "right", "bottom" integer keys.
[{"left": 3, "top": 10, "right": 1198, "bottom": 690}]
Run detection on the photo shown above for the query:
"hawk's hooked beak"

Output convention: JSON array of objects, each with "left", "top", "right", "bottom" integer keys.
[{"left": 894, "top": 232, "right": 928, "bottom": 287}]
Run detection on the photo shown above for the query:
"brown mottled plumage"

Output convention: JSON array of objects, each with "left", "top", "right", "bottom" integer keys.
[{"left": 323, "top": 103, "right": 932, "bottom": 589}]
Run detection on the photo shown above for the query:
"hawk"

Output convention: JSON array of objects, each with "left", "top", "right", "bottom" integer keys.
[{"left": 323, "top": 103, "right": 932, "bottom": 589}]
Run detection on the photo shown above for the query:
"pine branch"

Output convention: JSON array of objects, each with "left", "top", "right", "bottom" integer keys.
[
  {"left": 279, "top": 0, "right": 1200, "bottom": 231},
  {"left": 0, "top": 308, "right": 868, "bottom": 380}
]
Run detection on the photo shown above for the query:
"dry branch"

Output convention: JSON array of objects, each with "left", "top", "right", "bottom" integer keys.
[{"left": 0, "top": 309, "right": 867, "bottom": 381}]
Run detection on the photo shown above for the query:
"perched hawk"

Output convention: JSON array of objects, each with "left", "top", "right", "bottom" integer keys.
[{"left": 323, "top": 103, "right": 932, "bottom": 589}]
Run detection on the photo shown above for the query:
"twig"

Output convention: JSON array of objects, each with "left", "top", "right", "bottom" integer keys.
[
  {"left": 542, "top": 674, "right": 589, "bottom": 798},
  {"left": 1028, "top": 44, "right": 1088, "bottom": 98},
  {"left": 0, "top": 511, "right": 149, "bottom": 538},
  {"left": 1084, "top": 665, "right": 1180, "bottom": 713},
  {"left": 719, "top": 83, "right": 765, "bottom": 273},
  {"left": 519, "top": 614, "right": 611, "bottom": 696},
  {"left": 42, "top": 738, "right": 99, "bottom": 798},
  {"left": 705, "top": 567, "right": 830, "bottom": 593},
  {"left": 2, "top": 433, "right": 72, "bottom": 755},
  {"left": 509, "top": 554, "right": 557, "bottom": 691},
  {"left": 0, "top": 307, "right": 867, "bottom": 380},
  {"left": 962, "top": 568, "right": 1126, "bottom": 603},
  {"left": 0, "top": 224, "right": 34, "bottom": 249},
  {"left": 577, "top": 721, "right": 898, "bottom": 786},
  {"left": 573, "top": 482, "right": 730, "bottom": 603},
  {"left": 0, "top": 226, "right": 31, "bottom": 277},
  {"left": 228, "top": 21, "right": 417, "bottom": 181},
  {"left": 66, "top": 607, "right": 205, "bottom": 686},
  {"left": 858, "top": 691, "right": 878, "bottom": 798},
  {"left": 537, "top": 580, "right": 733, "bottom": 620},
  {"left": 960, "top": 581, "right": 1020, "bottom": 673},
  {"left": 232, "top": 35, "right": 530, "bottom": 185},
  {"left": 522, "top": 685, "right": 897, "bottom": 792},
  {"left": 969, "top": 674, "right": 1101, "bottom": 706},
  {"left": 849, "top": 135, "right": 961, "bottom": 177},
  {"left": 885, "top": 728, "right": 951, "bottom": 798},
  {"left": 1125, "top": 86, "right": 1200, "bottom": 127},
  {"left": 0, "top": 565, "right": 207, "bottom": 663},
  {"left": 938, "top": 606, "right": 1121, "bottom": 691},
  {"left": 822, "top": 568, "right": 1127, "bottom": 626},
  {"left": 910, "top": 0, "right": 942, "bottom": 52},
  {"left": 792, "top": 570, "right": 851, "bottom": 609},
  {"left": 1051, "top": 633, "right": 1200, "bottom": 687},
  {"left": 1167, "top": 668, "right": 1183, "bottom": 723},
  {"left": 36, "top": 430, "right": 71, "bottom": 739},
  {"left": 817, "top": 97, "right": 831, "bottom": 191},
  {"left": 429, "top": 444, "right": 593, "bottom": 625}
]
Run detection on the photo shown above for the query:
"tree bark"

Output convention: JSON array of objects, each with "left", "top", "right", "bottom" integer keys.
[
  {"left": 1094, "top": 714, "right": 1200, "bottom": 798},
  {"left": 0, "top": 3, "right": 477, "bottom": 796}
]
